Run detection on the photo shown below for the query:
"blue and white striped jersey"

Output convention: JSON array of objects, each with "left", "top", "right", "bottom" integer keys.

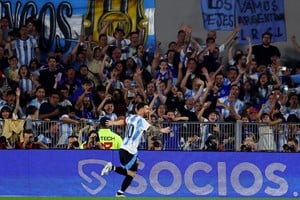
[
  {"left": 121, "top": 114, "right": 150, "bottom": 154},
  {"left": 13, "top": 36, "right": 38, "bottom": 66}
]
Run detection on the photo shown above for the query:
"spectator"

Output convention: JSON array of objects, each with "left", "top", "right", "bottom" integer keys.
[
  {"left": 39, "top": 55, "right": 63, "bottom": 95},
  {"left": 218, "top": 84, "right": 245, "bottom": 121},
  {"left": 86, "top": 46, "right": 110, "bottom": 87},
  {"left": 4, "top": 55, "right": 19, "bottom": 88},
  {"left": 256, "top": 104, "right": 282, "bottom": 151},
  {"left": 71, "top": 79, "right": 94, "bottom": 106},
  {"left": 73, "top": 79, "right": 97, "bottom": 119},
  {"left": 5, "top": 88, "right": 24, "bottom": 119},
  {"left": 28, "top": 58, "right": 41, "bottom": 78},
  {"left": 254, "top": 72, "right": 280, "bottom": 107},
  {"left": 0, "top": 16, "right": 10, "bottom": 46},
  {"left": 58, "top": 84, "right": 73, "bottom": 108},
  {"left": 0, "top": 45, "right": 8, "bottom": 72},
  {"left": 39, "top": 89, "right": 61, "bottom": 120},
  {"left": 63, "top": 35, "right": 88, "bottom": 71},
  {"left": 11, "top": 25, "right": 40, "bottom": 66},
  {"left": 28, "top": 85, "right": 47, "bottom": 110},
  {"left": 97, "top": 96, "right": 118, "bottom": 121},
  {"left": 57, "top": 66, "right": 82, "bottom": 95},
  {"left": 18, "top": 64, "right": 36, "bottom": 106},
  {"left": 24, "top": 105, "right": 39, "bottom": 135},
  {"left": 57, "top": 105, "right": 80, "bottom": 148},
  {"left": 153, "top": 59, "right": 173, "bottom": 94},
  {"left": 252, "top": 32, "right": 281, "bottom": 65},
  {"left": 281, "top": 93, "right": 300, "bottom": 120}
]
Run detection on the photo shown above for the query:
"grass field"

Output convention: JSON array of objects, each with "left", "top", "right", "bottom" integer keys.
[{"left": 0, "top": 197, "right": 295, "bottom": 200}]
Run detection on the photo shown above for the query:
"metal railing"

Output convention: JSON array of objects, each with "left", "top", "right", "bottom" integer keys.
[{"left": 1, "top": 119, "right": 299, "bottom": 152}]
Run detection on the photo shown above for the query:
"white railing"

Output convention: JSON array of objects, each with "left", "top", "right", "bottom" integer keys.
[{"left": 0, "top": 119, "right": 299, "bottom": 152}]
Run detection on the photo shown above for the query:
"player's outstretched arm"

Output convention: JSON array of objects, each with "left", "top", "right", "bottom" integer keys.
[
  {"left": 160, "top": 127, "right": 171, "bottom": 134},
  {"left": 106, "top": 119, "right": 126, "bottom": 127}
]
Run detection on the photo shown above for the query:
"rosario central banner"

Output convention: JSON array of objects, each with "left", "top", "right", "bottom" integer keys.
[
  {"left": 1, "top": 0, "right": 156, "bottom": 54},
  {"left": 0, "top": 150, "right": 300, "bottom": 197},
  {"left": 201, "top": 0, "right": 286, "bottom": 44}
]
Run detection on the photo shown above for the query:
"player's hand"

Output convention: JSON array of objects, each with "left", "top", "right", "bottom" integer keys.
[
  {"left": 161, "top": 127, "right": 171, "bottom": 134},
  {"left": 105, "top": 120, "right": 114, "bottom": 127}
]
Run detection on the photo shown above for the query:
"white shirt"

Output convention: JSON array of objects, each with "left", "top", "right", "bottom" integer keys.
[{"left": 121, "top": 114, "right": 150, "bottom": 154}]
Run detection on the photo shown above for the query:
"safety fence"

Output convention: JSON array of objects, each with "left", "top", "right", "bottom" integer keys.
[{"left": 0, "top": 119, "right": 299, "bottom": 152}]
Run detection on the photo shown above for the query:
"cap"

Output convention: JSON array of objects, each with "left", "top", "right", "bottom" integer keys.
[
  {"left": 228, "top": 65, "right": 238, "bottom": 71},
  {"left": 249, "top": 107, "right": 258, "bottom": 113}
]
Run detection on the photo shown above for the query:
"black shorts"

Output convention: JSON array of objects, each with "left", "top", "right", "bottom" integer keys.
[{"left": 119, "top": 148, "right": 138, "bottom": 171}]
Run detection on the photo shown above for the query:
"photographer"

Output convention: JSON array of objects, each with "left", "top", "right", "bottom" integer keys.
[
  {"left": 240, "top": 137, "right": 256, "bottom": 152},
  {"left": 0, "top": 136, "right": 12, "bottom": 149},
  {"left": 16, "top": 129, "right": 48, "bottom": 149},
  {"left": 203, "top": 135, "right": 220, "bottom": 151},
  {"left": 148, "top": 135, "right": 162, "bottom": 150},
  {"left": 81, "top": 130, "right": 103, "bottom": 149},
  {"left": 282, "top": 138, "right": 299, "bottom": 152},
  {"left": 67, "top": 135, "right": 80, "bottom": 149}
]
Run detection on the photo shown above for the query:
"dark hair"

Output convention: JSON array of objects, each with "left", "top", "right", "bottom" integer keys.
[
  {"left": 262, "top": 32, "right": 272, "bottom": 39},
  {"left": 18, "top": 65, "right": 30, "bottom": 78},
  {"left": 68, "top": 135, "right": 78, "bottom": 139},
  {"left": 26, "top": 105, "right": 38, "bottom": 115},
  {"left": 1, "top": 106, "right": 11, "bottom": 113},
  {"left": 87, "top": 130, "right": 99, "bottom": 142},
  {"left": 8, "top": 55, "right": 17, "bottom": 61},
  {"left": 136, "top": 102, "right": 147, "bottom": 111},
  {"left": 35, "top": 85, "right": 45, "bottom": 93},
  {"left": 206, "top": 37, "right": 215, "bottom": 44},
  {"left": 61, "top": 105, "right": 75, "bottom": 115},
  {"left": 24, "top": 129, "right": 34, "bottom": 135},
  {"left": 49, "top": 89, "right": 60, "bottom": 97}
]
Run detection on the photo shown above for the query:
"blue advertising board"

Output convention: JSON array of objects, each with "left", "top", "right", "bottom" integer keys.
[{"left": 0, "top": 150, "right": 300, "bottom": 198}]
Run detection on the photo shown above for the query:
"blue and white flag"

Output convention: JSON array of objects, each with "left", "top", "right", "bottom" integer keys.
[{"left": 4, "top": 0, "right": 156, "bottom": 57}]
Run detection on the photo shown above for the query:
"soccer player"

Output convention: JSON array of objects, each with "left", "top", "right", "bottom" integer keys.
[{"left": 101, "top": 102, "right": 170, "bottom": 197}]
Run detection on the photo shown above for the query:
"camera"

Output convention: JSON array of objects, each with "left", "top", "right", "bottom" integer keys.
[
  {"left": 204, "top": 135, "right": 218, "bottom": 151},
  {"left": 28, "top": 136, "right": 38, "bottom": 143},
  {"left": 282, "top": 144, "right": 295, "bottom": 152},
  {"left": 149, "top": 136, "right": 162, "bottom": 150},
  {"left": 240, "top": 144, "right": 252, "bottom": 152},
  {"left": 71, "top": 141, "right": 80, "bottom": 149}
]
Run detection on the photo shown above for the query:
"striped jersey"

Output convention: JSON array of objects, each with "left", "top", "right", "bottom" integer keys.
[
  {"left": 13, "top": 36, "right": 38, "bottom": 66},
  {"left": 121, "top": 114, "right": 150, "bottom": 154}
]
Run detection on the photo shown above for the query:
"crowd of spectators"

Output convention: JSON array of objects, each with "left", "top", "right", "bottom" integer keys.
[{"left": 0, "top": 16, "right": 300, "bottom": 152}]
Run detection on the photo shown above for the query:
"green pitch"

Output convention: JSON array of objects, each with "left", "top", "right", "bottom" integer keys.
[{"left": 0, "top": 197, "right": 295, "bottom": 200}]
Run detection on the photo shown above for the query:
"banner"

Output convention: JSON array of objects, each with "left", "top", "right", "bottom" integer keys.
[
  {"left": 1, "top": 0, "right": 156, "bottom": 56},
  {"left": 236, "top": 0, "right": 286, "bottom": 44},
  {"left": 201, "top": 0, "right": 236, "bottom": 30},
  {"left": 0, "top": 150, "right": 300, "bottom": 197}
]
